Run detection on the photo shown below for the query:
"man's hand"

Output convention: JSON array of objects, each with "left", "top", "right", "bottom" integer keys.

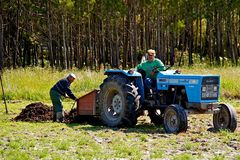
[
  {"left": 150, "top": 68, "right": 158, "bottom": 76},
  {"left": 150, "top": 71, "right": 155, "bottom": 76},
  {"left": 128, "top": 69, "right": 135, "bottom": 74}
]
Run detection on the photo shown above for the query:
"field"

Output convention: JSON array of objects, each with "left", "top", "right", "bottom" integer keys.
[{"left": 0, "top": 67, "right": 240, "bottom": 159}]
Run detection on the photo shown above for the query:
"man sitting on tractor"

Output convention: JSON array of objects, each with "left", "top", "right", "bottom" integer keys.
[{"left": 136, "top": 49, "right": 165, "bottom": 95}]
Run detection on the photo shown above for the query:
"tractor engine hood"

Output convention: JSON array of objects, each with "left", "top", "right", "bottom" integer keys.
[{"left": 157, "top": 70, "right": 220, "bottom": 103}]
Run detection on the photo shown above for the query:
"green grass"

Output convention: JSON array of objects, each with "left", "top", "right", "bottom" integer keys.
[
  {"left": 1, "top": 67, "right": 105, "bottom": 101},
  {"left": 0, "top": 107, "right": 239, "bottom": 159},
  {"left": 1, "top": 66, "right": 240, "bottom": 102}
]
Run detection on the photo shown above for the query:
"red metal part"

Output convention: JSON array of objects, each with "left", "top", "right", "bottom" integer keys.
[{"left": 77, "top": 89, "right": 98, "bottom": 115}]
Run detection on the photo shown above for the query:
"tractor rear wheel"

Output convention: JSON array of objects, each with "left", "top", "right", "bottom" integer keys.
[
  {"left": 98, "top": 75, "right": 139, "bottom": 127},
  {"left": 148, "top": 109, "right": 164, "bottom": 126},
  {"left": 163, "top": 105, "right": 188, "bottom": 133},
  {"left": 213, "top": 103, "right": 237, "bottom": 132}
]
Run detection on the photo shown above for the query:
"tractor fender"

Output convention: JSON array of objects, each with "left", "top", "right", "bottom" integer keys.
[
  {"left": 104, "top": 69, "right": 142, "bottom": 77},
  {"left": 104, "top": 69, "right": 145, "bottom": 103}
]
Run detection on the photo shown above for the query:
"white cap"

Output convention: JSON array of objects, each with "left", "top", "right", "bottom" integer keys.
[{"left": 68, "top": 73, "right": 76, "bottom": 79}]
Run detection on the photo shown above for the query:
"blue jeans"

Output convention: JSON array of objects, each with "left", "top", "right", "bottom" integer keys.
[
  {"left": 145, "top": 78, "right": 152, "bottom": 89},
  {"left": 135, "top": 77, "right": 144, "bottom": 103}
]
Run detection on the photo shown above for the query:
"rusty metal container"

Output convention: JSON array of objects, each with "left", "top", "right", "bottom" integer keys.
[{"left": 76, "top": 89, "right": 98, "bottom": 115}]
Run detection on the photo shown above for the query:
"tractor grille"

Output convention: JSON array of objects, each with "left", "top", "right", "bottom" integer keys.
[{"left": 201, "top": 77, "right": 219, "bottom": 100}]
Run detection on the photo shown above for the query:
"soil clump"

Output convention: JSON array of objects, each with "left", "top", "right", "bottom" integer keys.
[{"left": 14, "top": 102, "right": 76, "bottom": 123}]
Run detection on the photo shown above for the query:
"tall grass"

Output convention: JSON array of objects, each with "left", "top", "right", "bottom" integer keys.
[
  {"left": 0, "top": 67, "right": 105, "bottom": 101},
  {"left": 0, "top": 66, "right": 240, "bottom": 101},
  {"left": 180, "top": 66, "right": 240, "bottom": 100}
]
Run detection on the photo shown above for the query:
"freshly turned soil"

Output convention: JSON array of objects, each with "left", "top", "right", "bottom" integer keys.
[{"left": 14, "top": 102, "right": 77, "bottom": 123}]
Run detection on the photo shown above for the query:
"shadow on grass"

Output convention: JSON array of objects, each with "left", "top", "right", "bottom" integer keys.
[{"left": 65, "top": 115, "right": 166, "bottom": 134}]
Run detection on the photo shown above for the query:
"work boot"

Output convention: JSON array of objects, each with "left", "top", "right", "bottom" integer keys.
[
  {"left": 53, "top": 114, "right": 56, "bottom": 122},
  {"left": 56, "top": 112, "right": 64, "bottom": 122},
  {"left": 53, "top": 109, "right": 57, "bottom": 122}
]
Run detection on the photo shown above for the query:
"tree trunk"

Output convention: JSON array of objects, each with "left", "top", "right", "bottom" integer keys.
[
  {"left": 62, "top": 15, "right": 67, "bottom": 69},
  {"left": 132, "top": 0, "right": 138, "bottom": 67},
  {"left": 40, "top": 46, "right": 44, "bottom": 68},
  {"left": 170, "top": 16, "right": 176, "bottom": 66},
  {"left": 66, "top": 17, "right": 70, "bottom": 69},
  {"left": 69, "top": 25, "right": 73, "bottom": 69},
  {"left": 128, "top": 0, "right": 133, "bottom": 68},
  {"left": 194, "top": 6, "right": 199, "bottom": 54},
  {"left": 12, "top": 0, "right": 20, "bottom": 68},
  {"left": 114, "top": 21, "right": 120, "bottom": 68},
  {"left": 199, "top": 11, "right": 203, "bottom": 62},
  {"left": 157, "top": 5, "right": 161, "bottom": 58},
  {"left": 76, "top": 23, "right": 81, "bottom": 68},
  {"left": 186, "top": 16, "right": 193, "bottom": 66},
  {"left": 139, "top": 7, "right": 145, "bottom": 54},
  {"left": 101, "top": 19, "right": 106, "bottom": 69},
  {"left": 145, "top": 9, "right": 150, "bottom": 51},
  {"left": 47, "top": 0, "right": 53, "bottom": 68},
  {"left": 55, "top": 25, "right": 60, "bottom": 68},
  {"left": 207, "top": 18, "right": 214, "bottom": 65},
  {"left": 226, "top": 14, "right": 233, "bottom": 64},
  {"left": 123, "top": 17, "right": 128, "bottom": 68},
  {"left": 215, "top": 11, "right": 221, "bottom": 65},
  {"left": 232, "top": 13, "right": 239, "bottom": 65}
]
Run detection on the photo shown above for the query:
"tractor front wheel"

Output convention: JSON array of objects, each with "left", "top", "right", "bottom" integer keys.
[
  {"left": 213, "top": 103, "right": 237, "bottom": 132},
  {"left": 163, "top": 105, "right": 188, "bottom": 133}
]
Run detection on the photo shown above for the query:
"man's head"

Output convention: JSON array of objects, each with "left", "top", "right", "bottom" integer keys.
[
  {"left": 67, "top": 73, "right": 76, "bottom": 83},
  {"left": 147, "top": 49, "right": 156, "bottom": 62}
]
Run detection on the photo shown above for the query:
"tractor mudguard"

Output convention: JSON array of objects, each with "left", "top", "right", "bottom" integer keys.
[
  {"left": 104, "top": 69, "right": 142, "bottom": 77},
  {"left": 104, "top": 69, "right": 145, "bottom": 103}
]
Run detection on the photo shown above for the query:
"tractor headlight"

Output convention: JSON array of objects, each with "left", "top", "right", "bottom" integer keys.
[
  {"left": 202, "top": 86, "right": 206, "bottom": 92},
  {"left": 202, "top": 92, "right": 206, "bottom": 98},
  {"left": 213, "top": 86, "right": 218, "bottom": 92}
]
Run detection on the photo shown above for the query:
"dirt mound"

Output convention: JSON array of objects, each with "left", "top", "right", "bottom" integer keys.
[
  {"left": 64, "top": 108, "right": 78, "bottom": 123},
  {"left": 14, "top": 102, "right": 77, "bottom": 123},
  {"left": 14, "top": 102, "right": 53, "bottom": 122}
]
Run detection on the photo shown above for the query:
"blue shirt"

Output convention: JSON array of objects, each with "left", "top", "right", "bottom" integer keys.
[{"left": 51, "top": 78, "right": 77, "bottom": 100}]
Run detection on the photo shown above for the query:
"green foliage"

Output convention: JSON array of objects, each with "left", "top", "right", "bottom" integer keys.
[
  {"left": 102, "top": 0, "right": 127, "bottom": 18},
  {"left": 59, "top": 0, "right": 74, "bottom": 8},
  {"left": 177, "top": 20, "right": 185, "bottom": 30}
]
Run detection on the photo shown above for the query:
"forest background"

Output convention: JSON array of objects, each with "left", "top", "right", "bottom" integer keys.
[{"left": 0, "top": 0, "right": 240, "bottom": 70}]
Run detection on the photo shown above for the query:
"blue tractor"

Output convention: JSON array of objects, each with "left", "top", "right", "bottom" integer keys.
[{"left": 95, "top": 68, "right": 237, "bottom": 133}]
